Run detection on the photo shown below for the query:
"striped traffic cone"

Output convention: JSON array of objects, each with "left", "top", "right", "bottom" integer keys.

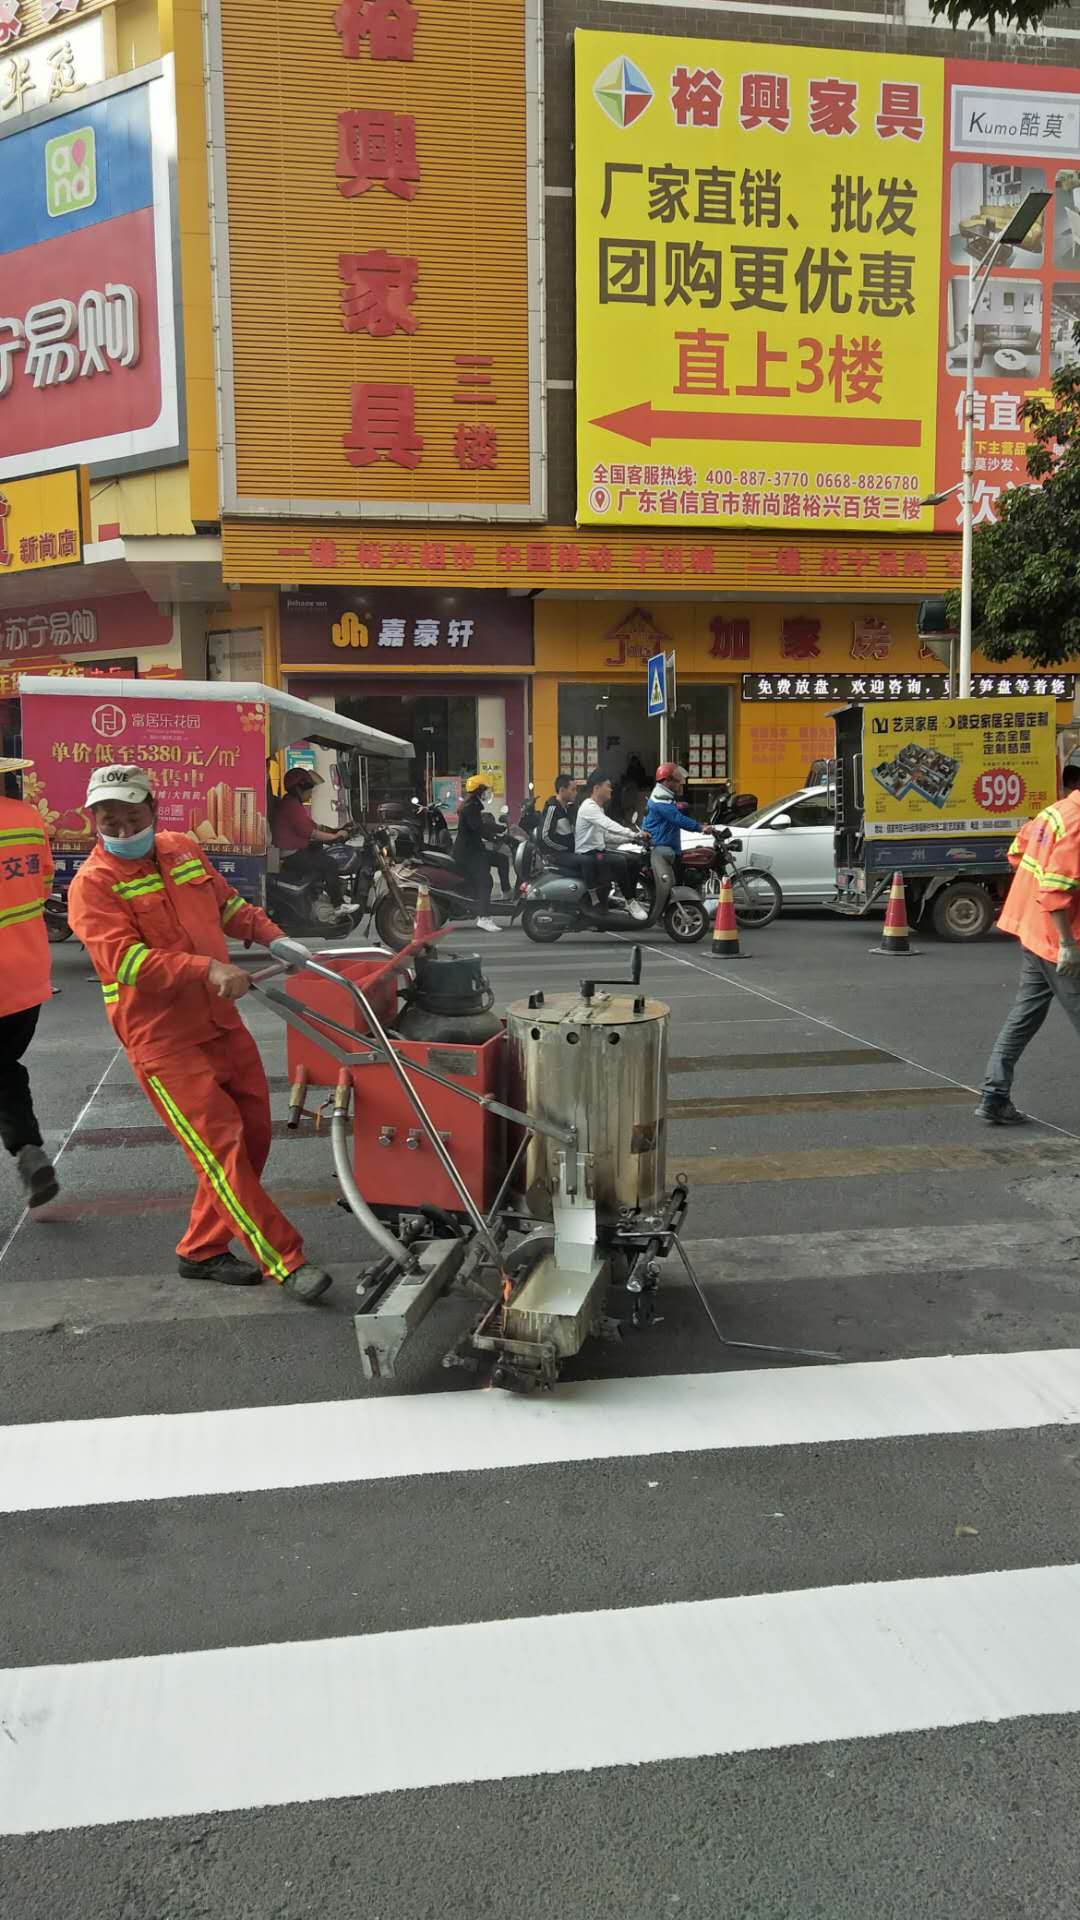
[
  {"left": 711, "top": 876, "right": 744, "bottom": 958},
  {"left": 411, "top": 880, "right": 436, "bottom": 945},
  {"left": 871, "top": 871, "right": 918, "bottom": 955}
]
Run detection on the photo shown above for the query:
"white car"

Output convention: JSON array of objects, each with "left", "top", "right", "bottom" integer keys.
[{"left": 732, "top": 785, "right": 837, "bottom": 905}]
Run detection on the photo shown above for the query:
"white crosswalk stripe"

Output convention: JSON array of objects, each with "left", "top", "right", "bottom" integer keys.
[
  {"left": 4, "top": 1563, "right": 1080, "bottom": 1837},
  {"left": 3, "top": 1343, "right": 1080, "bottom": 1839},
  {"left": 3, "top": 1347, "right": 1080, "bottom": 1513}
]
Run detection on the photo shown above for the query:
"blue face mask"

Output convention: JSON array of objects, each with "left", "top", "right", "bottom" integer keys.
[{"left": 102, "top": 825, "right": 156, "bottom": 861}]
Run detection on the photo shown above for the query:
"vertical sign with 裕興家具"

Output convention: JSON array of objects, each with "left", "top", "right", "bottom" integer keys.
[
  {"left": 207, "top": 0, "right": 543, "bottom": 525},
  {"left": 576, "top": 31, "right": 945, "bottom": 531}
]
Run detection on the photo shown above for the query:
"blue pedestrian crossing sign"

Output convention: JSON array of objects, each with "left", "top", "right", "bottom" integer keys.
[{"left": 647, "top": 651, "right": 668, "bottom": 717}]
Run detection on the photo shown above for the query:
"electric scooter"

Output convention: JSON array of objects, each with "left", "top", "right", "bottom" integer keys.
[{"left": 521, "top": 847, "right": 708, "bottom": 945}]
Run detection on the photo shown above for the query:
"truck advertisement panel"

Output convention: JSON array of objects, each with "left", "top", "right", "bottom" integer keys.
[
  {"left": 862, "top": 695, "right": 1057, "bottom": 839},
  {"left": 20, "top": 690, "right": 268, "bottom": 893},
  {"left": 576, "top": 33, "right": 1080, "bottom": 533}
]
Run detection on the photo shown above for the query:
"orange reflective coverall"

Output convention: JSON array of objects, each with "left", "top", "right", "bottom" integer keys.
[
  {"left": 0, "top": 796, "right": 53, "bottom": 1018},
  {"left": 997, "top": 790, "right": 1080, "bottom": 963},
  {"left": 68, "top": 832, "right": 304, "bottom": 1280}
]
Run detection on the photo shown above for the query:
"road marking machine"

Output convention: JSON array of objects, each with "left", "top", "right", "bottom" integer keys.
[{"left": 253, "top": 936, "right": 833, "bottom": 1391}]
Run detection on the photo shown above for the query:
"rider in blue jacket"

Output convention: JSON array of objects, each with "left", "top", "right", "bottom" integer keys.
[{"left": 643, "top": 763, "right": 702, "bottom": 861}]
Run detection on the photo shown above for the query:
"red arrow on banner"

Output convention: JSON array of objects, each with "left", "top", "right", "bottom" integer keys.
[{"left": 590, "top": 401, "right": 921, "bottom": 449}]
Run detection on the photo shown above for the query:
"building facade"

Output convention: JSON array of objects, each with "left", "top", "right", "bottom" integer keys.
[{"left": 68, "top": 0, "right": 1072, "bottom": 812}]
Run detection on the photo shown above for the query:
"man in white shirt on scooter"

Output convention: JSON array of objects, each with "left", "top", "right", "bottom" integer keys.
[{"left": 574, "top": 770, "right": 647, "bottom": 913}]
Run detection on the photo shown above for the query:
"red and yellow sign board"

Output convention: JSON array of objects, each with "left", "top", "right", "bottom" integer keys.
[
  {"left": 0, "top": 469, "right": 83, "bottom": 575},
  {"left": 862, "top": 696, "right": 1057, "bottom": 838},
  {"left": 575, "top": 32, "right": 1080, "bottom": 534},
  {"left": 223, "top": 517, "right": 961, "bottom": 595},
  {"left": 210, "top": 0, "right": 541, "bottom": 520}
]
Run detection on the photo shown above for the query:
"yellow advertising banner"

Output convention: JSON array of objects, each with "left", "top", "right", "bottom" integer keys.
[
  {"left": 210, "top": 0, "right": 541, "bottom": 520},
  {"left": 862, "top": 696, "right": 1056, "bottom": 839},
  {"left": 576, "top": 30, "right": 944, "bottom": 531},
  {"left": 0, "top": 469, "right": 83, "bottom": 575}
]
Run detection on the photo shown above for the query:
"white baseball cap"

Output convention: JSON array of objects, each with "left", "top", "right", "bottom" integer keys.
[{"left": 85, "top": 765, "right": 153, "bottom": 808}]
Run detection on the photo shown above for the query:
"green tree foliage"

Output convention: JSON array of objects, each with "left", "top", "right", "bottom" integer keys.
[
  {"left": 952, "top": 331, "right": 1080, "bottom": 666},
  {"left": 930, "top": 0, "right": 1053, "bottom": 31}
]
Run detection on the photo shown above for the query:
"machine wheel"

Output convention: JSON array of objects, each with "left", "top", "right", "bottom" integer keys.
[
  {"left": 522, "top": 902, "right": 567, "bottom": 943},
  {"left": 930, "top": 881, "right": 994, "bottom": 942},
  {"left": 45, "top": 909, "right": 73, "bottom": 944},
  {"left": 664, "top": 897, "right": 709, "bottom": 944},
  {"left": 375, "top": 889, "right": 444, "bottom": 950},
  {"left": 731, "top": 868, "right": 782, "bottom": 928}
]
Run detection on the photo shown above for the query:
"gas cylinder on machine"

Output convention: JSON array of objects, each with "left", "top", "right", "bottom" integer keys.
[
  {"left": 505, "top": 989, "right": 669, "bottom": 1225},
  {"left": 391, "top": 949, "right": 503, "bottom": 1045}
]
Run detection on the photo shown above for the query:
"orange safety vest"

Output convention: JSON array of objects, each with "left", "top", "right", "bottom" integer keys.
[
  {"left": 0, "top": 794, "right": 53, "bottom": 1019},
  {"left": 68, "top": 830, "right": 281, "bottom": 1068},
  {"left": 997, "top": 789, "right": 1080, "bottom": 963}
]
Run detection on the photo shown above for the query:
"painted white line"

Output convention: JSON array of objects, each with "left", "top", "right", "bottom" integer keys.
[
  {"left": 3, "top": 1348, "right": 1079, "bottom": 1514},
  {"left": 614, "top": 936, "right": 1080, "bottom": 1142},
  {"left": 0, "top": 1044, "right": 123, "bottom": 1273},
  {"left": 3, "top": 1562, "right": 1080, "bottom": 1835}
]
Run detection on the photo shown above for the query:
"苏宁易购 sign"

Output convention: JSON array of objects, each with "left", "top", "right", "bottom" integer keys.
[
  {"left": 207, "top": 0, "right": 543, "bottom": 521},
  {"left": 576, "top": 33, "right": 1080, "bottom": 534},
  {"left": 0, "top": 62, "right": 182, "bottom": 481},
  {"left": 862, "top": 696, "right": 1057, "bottom": 838}
]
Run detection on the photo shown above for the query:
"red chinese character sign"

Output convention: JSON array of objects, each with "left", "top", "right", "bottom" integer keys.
[
  {"left": 209, "top": 0, "right": 542, "bottom": 522},
  {"left": 577, "top": 32, "right": 1080, "bottom": 534}
]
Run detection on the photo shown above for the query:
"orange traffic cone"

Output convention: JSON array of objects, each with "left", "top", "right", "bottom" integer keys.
[
  {"left": 871, "top": 871, "right": 918, "bottom": 955},
  {"left": 411, "top": 880, "right": 436, "bottom": 945},
  {"left": 711, "top": 876, "right": 744, "bottom": 958}
]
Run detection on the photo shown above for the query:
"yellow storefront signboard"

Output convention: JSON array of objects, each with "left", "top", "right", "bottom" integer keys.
[
  {"left": 576, "top": 31, "right": 944, "bottom": 532},
  {"left": 0, "top": 470, "right": 83, "bottom": 576},
  {"left": 209, "top": 0, "right": 541, "bottom": 520},
  {"left": 862, "top": 697, "right": 1057, "bottom": 839}
]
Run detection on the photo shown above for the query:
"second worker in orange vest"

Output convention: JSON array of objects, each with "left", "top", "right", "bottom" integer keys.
[
  {"left": 68, "top": 765, "right": 332, "bottom": 1298},
  {"left": 978, "top": 763, "right": 1080, "bottom": 1126}
]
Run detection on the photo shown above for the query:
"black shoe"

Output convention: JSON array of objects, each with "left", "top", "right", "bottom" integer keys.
[
  {"left": 974, "top": 1098, "right": 1028, "bottom": 1126},
  {"left": 16, "top": 1145, "right": 59, "bottom": 1209},
  {"left": 177, "top": 1252, "right": 263, "bottom": 1285}
]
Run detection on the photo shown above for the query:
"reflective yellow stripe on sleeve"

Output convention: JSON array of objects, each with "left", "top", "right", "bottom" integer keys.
[
  {"left": 117, "top": 941, "right": 150, "bottom": 985},
  {"left": 101, "top": 982, "right": 119, "bottom": 1005},
  {"left": 221, "top": 893, "right": 245, "bottom": 925},
  {"left": 0, "top": 897, "right": 44, "bottom": 931},
  {"left": 170, "top": 860, "right": 205, "bottom": 885}
]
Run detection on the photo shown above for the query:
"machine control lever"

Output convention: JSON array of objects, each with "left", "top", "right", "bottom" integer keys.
[{"left": 581, "top": 942, "right": 644, "bottom": 1004}]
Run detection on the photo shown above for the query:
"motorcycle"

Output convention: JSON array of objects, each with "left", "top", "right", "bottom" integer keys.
[
  {"left": 266, "top": 825, "right": 381, "bottom": 936},
  {"left": 521, "top": 847, "right": 708, "bottom": 945},
  {"left": 678, "top": 825, "right": 782, "bottom": 928},
  {"left": 372, "top": 811, "right": 530, "bottom": 947}
]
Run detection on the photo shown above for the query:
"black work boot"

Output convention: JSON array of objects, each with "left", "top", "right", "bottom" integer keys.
[
  {"left": 178, "top": 1252, "right": 263, "bottom": 1285},
  {"left": 974, "top": 1097, "right": 1028, "bottom": 1126},
  {"left": 16, "top": 1145, "right": 59, "bottom": 1209}
]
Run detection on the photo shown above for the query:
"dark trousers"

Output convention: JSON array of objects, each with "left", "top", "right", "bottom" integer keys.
[
  {"left": 456, "top": 848, "right": 493, "bottom": 915},
  {"left": 0, "top": 1004, "right": 44, "bottom": 1156},
  {"left": 282, "top": 846, "right": 344, "bottom": 908},
  {"left": 983, "top": 947, "right": 1080, "bottom": 1100}
]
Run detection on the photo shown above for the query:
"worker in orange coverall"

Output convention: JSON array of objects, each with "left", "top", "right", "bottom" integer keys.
[{"left": 68, "top": 764, "right": 331, "bottom": 1300}]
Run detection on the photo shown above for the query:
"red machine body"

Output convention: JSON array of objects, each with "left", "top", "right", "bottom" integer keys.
[
  {"left": 283, "top": 947, "right": 506, "bottom": 1214},
  {"left": 352, "top": 1032, "right": 506, "bottom": 1214},
  {"left": 285, "top": 950, "right": 399, "bottom": 1088}
]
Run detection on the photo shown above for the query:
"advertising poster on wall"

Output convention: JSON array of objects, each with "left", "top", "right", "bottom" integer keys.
[
  {"left": 861, "top": 695, "right": 1057, "bottom": 838},
  {"left": 575, "top": 33, "right": 1080, "bottom": 534},
  {"left": 21, "top": 692, "right": 268, "bottom": 859}
]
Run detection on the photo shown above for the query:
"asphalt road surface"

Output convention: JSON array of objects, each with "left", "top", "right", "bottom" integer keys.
[{"left": 3, "top": 910, "right": 1080, "bottom": 1919}]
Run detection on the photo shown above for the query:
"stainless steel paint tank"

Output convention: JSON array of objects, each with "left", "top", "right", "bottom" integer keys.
[{"left": 506, "top": 990, "right": 669, "bottom": 1221}]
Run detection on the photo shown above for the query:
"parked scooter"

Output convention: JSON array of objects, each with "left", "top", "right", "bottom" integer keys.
[{"left": 521, "top": 847, "right": 708, "bottom": 944}]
